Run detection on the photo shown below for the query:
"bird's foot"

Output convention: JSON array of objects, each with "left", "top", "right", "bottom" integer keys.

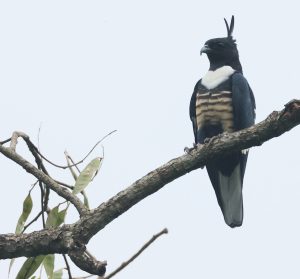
[
  {"left": 184, "top": 146, "right": 194, "bottom": 154},
  {"left": 204, "top": 137, "right": 212, "bottom": 144},
  {"left": 184, "top": 143, "right": 201, "bottom": 154}
]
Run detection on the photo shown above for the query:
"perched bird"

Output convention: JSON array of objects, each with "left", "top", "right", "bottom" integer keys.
[{"left": 189, "top": 16, "right": 256, "bottom": 228}]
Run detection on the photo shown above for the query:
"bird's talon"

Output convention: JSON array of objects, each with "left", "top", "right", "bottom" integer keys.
[
  {"left": 184, "top": 146, "right": 193, "bottom": 154},
  {"left": 204, "top": 137, "right": 211, "bottom": 144}
]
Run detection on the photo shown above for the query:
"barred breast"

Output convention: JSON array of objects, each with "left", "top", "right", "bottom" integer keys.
[{"left": 196, "top": 90, "right": 234, "bottom": 132}]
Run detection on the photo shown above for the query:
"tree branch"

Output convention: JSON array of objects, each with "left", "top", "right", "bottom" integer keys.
[
  {"left": 103, "top": 228, "right": 168, "bottom": 279},
  {"left": 0, "top": 100, "right": 300, "bottom": 275},
  {"left": 0, "top": 227, "right": 73, "bottom": 259},
  {"left": 0, "top": 141, "right": 88, "bottom": 216},
  {"left": 68, "top": 246, "right": 107, "bottom": 276},
  {"left": 73, "top": 99, "right": 300, "bottom": 242},
  {"left": 62, "top": 254, "right": 73, "bottom": 279}
]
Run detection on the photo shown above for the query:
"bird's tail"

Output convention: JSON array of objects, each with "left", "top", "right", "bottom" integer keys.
[{"left": 207, "top": 160, "right": 244, "bottom": 228}]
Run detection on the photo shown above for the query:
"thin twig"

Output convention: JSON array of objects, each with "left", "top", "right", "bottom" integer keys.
[
  {"left": 0, "top": 137, "right": 11, "bottom": 145},
  {"left": 103, "top": 228, "right": 168, "bottom": 279},
  {"left": 54, "top": 179, "right": 89, "bottom": 207},
  {"left": 35, "top": 124, "right": 51, "bottom": 217},
  {"left": 43, "top": 185, "right": 50, "bottom": 214},
  {"left": 38, "top": 182, "right": 46, "bottom": 228},
  {"left": 29, "top": 180, "right": 39, "bottom": 193},
  {"left": 79, "top": 132, "right": 111, "bottom": 166},
  {"left": 65, "top": 150, "right": 81, "bottom": 175},
  {"left": 34, "top": 130, "right": 116, "bottom": 169},
  {"left": 22, "top": 211, "right": 43, "bottom": 233},
  {"left": 63, "top": 254, "right": 73, "bottom": 279},
  {"left": 37, "top": 123, "right": 42, "bottom": 154},
  {"left": 57, "top": 200, "right": 68, "bottom": 207},
  {"left": 54, "top": 179, "right": 74, "bottom": 190}
]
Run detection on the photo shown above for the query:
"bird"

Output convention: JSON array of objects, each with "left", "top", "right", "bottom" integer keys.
[{"left": 189, "top": 16, "right": 256, "bottom": 228}]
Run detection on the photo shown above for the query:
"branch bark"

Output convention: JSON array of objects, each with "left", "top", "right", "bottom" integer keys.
[
  {"left": 0, "top": 226, "right": 73, "bottom": 259},
  {"left": 73, "top": 100, "right": 300, "bottom": 242},
  {"left": 1, "top": 100, "right": 300, "bottom": 275}
]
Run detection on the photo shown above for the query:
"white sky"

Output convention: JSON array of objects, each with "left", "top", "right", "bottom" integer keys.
[{"left": 1, "top": 1, "right": 300, "bottom": 278}]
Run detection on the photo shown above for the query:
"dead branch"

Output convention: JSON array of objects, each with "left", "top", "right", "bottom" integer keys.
[
  {"left": 62, "top": 254, "right": 73, "bottom": 279},
  {"left": 73, "top": 100, "right": 300, "bottom": 243},
  {"left": 103, "top": 228, "right": 168, "bottom": 279}
]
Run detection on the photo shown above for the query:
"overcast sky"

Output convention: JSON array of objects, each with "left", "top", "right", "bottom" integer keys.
[{"left": 1, "top": 1, "right": 300, "bottom": 278}]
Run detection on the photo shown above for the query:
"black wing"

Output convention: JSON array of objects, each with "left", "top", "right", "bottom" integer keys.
[
  {"left": 231, "top": 72, "right": 256, "bottom": 180},
  {"left": 189, "top": 80, "right": 201, "bottom": 143},
  {"left": 231, "top": 72, "right": 256, "bottom": 130}
]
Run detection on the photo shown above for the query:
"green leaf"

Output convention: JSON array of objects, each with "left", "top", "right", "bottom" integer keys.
[
  {"left": 16, "top": 256, "right": 45, "bottom": 279},
  {"left": 15, "top": 193, "right": 33, "bottom": 234},
  {"left": 57, "top": 208, "right": 67, "bottom": 226},
  {"left": 43, "top": 254, "right": 55, "bottom": 279},
  {"left": 46, "top": 207, "right": 59, "bottom": 228},
  {"left": 46, "top": 206, "right": 67, "bottom": 228},
  {"left": 53, "top": 269, "right": 63, "bottom": 279},
  {"left": 73, "top": 157, "right": 102, "bottom": 194},
  {"left": 10, "top": 194, "right": 34, "bottom": 276},
  {"left": 8, "top": 258, "right": 15, "bottom": 277}
]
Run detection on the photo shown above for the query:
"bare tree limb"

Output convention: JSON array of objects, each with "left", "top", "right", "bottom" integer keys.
[
  {"left": 0, "top": 137, "right": 11, "bottom": 145},
  {"left": 0, "top": 141, "right": 88, "bottom": 216},
  {"left": 0, "top": 227, "right": 73, "bottom": 259},
  {"left": 38, "top": 181, "right": 46, "bottom": 228},
  {"left": 68, "top": 245, "right": 107, "bottom": 276},
  {"left": 22, "top": 211, "right": 43, "bottom": 233},
  {"left": 63, "top": 254, "right": 73, "bottom": 279},
  {"left": 73, "top": 100, "right": 300, "bottom": 242},
  {"left": 31, "top": 130, "right": 116, "bottom": 169},
  {"left": 0, "top": 100, "right": 300, "bottom": 275},
  {"left": 103, "top": 228, "right": 168, "bottom": 279}
]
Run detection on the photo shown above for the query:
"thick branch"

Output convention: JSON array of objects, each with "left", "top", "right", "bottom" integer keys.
[
  {"left": 0, "top": 100, "right": 299, "bottom": 271},
  {"left": 73, "top": 100, "right": 300, "bottom": 242},
  {"left": 68, "top": 247, "right": 107, "bottom": 276},
  {"left": 0, "top": 227, "right": 73, "bottom": 259}
]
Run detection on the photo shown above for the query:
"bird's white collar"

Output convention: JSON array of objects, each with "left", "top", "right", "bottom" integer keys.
[{"left": 201, "top": 66, "right": 235, "bottom": 90}]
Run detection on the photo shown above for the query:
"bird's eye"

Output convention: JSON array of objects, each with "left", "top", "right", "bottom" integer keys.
[{"left": 216, "top": 42, "right": 225, "bottom": 47}]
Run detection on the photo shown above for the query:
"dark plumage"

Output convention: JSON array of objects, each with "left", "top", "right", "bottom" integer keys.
[{"left": 189, "top": 16, "right": 256, "bottom": 227}]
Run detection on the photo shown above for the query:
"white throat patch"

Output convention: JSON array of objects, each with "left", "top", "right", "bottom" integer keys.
[{"left": 201, "top": 66, "right": 235, "bottom": 90}]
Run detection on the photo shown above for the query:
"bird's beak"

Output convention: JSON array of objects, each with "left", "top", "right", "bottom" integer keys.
[{"left": 200, "top": 45, "right": 211, "bottom": 55}]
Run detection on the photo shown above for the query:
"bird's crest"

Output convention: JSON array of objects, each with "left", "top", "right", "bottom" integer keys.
[{"left": 224, "top": 15, "right": 234, "bottom": 38}]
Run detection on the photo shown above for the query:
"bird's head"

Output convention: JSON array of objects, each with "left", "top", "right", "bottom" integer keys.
[{"left": 200, "top": 16, "right": 242, "bottom": 72}]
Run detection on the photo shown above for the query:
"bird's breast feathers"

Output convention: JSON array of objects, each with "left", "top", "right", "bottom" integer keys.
[
  {"left": 201, "top": 66, "right": 235, "bottom": 90},
  {"left": 196, "top": 90, "right": 234, "bottom": 132}
]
